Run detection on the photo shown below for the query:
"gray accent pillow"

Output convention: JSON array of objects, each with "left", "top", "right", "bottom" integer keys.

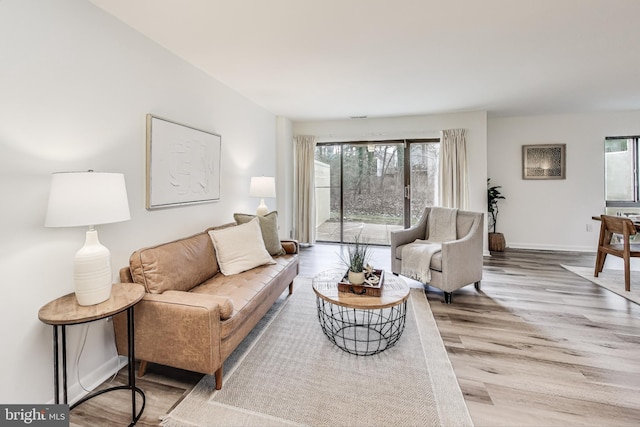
[{"left": 234, "top": 211, "right": 286, "bottom": 256}]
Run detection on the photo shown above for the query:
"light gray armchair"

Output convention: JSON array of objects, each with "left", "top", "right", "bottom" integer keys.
[{"left": 390, "top": 207, "right": 484, "bottom": 303}]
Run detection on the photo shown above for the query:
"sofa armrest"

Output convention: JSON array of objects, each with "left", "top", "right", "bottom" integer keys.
[
  {"left": 119, "top": 266, "right": 133, "bottom": 283},
  {"left": 113, "top": 291, "right": 224, "bottom": 375},
  {"left": 280, "top": 239, "right": 299, "bottom": 254}
]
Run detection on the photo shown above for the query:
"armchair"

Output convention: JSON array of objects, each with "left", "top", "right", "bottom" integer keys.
[{"left": 390, "top": 207, "right": 484, "bottom": 303}]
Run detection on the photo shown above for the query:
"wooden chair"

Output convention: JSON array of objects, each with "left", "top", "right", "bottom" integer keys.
[{"left": 594, "top": 215, "right": 640, "bottom": 291}]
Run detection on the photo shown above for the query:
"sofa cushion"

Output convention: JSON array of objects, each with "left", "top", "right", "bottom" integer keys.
[
  {"left": 129, "top": 232, "right": 219, "bottom": 294},
  {"left": 208, "top": 218, "right": 275, "bottom": 275},
  {"left": 233, "top": 211, "right": 286, "bottom": 256},
  {"left": 162, "top": 290, "right": 235, "bottom": 320}
]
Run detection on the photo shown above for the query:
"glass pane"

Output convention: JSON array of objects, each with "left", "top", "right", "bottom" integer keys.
[
  {"left": 605, "top": 139, "right": 634, "bottom": 202},
  {"left": 342, "top": 144, "right": 403, "bottom": 245},
  {"left": 409, "top": 143, "right": 440, "bottom": 226},
  {"left": 315, "top": 145, "right": 341, "bottom": 243},
  {"left": 314, "top": 141, "right": 439, "bottom": 245}
]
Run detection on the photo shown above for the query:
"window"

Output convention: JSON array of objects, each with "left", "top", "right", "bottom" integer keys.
[
  {"left": 605, "top": 136, "right": 640, "bottom": 213},
  {"left": 314, "top": 139, "right": 439, "bottom": 245}
]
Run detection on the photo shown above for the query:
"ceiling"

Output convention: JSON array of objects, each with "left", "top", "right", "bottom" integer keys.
[{"left": 90, "top": 0, "right": 640, "bottom": 121}]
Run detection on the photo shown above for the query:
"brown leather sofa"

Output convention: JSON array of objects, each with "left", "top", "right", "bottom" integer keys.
[{"left": 113, "top": 224, "right": 299, "bottom": 390}]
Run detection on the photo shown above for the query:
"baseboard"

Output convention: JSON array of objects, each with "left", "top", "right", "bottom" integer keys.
[{"left": 506, "top": 242, "right": 595, "bottom": 253}]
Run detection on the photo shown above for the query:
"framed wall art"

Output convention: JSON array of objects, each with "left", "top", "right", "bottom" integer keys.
[
  {"left": 522, "top": 144, "right": 566, "bottom": 180},
  {"left": 146, "top": 114, "right": 221, "bottom": 209}
]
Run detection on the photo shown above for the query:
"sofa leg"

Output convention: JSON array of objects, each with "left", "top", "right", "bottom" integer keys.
[
  {"left": 215, "top": 366, "right": 223, "bottom": 390},
  {"left": 289, "top": 282, "right": 294, "bottom": 295},
  {"left": 474, "top": 281, "right": 481, "bottom": 291},
  {"left": 137, "top": 360, "right": 148, "bottom": 378},
  {"left": 443, "top": 292, "right": 453, "bottom": 304}
]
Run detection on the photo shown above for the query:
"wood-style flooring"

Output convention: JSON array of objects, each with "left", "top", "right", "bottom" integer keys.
[{"left": 70, "top": 245, "right": 640, "bottom": 426}]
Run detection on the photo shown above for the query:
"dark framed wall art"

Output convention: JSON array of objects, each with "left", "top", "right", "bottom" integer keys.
[
  {"left": 146, "top": 114, "right": 221, "bottom": 209},
  {"left": 522, "top": 144, "right": 566, "bottom": 180}
]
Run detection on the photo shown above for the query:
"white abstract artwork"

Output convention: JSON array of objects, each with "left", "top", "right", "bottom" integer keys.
[{"left": 146, "top": 115, "right": 221, "bottom": 209}]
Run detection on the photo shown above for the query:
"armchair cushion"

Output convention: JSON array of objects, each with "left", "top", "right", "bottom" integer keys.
[{"left": 426, "top": 207, "right": 457, "bottom": 242}]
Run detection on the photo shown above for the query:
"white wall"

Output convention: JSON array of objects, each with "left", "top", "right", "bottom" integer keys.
[
  {"left": 488, "top": 111, "right": 640, "bottom": 251},
  {"left": 293, "top": 111, "right": 489, "bottom": 245},
  {"left": 0, "top": 0, "right": 278, "bottom": 404}
]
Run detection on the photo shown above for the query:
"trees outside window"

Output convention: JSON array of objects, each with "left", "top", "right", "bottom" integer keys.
[{"left": 315, "top": 139, "right": 439, "bottom": 245}]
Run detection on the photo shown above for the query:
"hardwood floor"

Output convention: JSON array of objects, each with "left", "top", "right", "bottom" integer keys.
[{"left": 70, "top": 245, "right": 640, "bottom": 426}]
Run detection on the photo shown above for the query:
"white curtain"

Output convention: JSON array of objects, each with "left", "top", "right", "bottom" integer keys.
[
  {"left": 439, "top": 129, "right": 469, "bottom": 209},
  {"left": 294, "top": 135, "right": 317, "bottom": 245}
]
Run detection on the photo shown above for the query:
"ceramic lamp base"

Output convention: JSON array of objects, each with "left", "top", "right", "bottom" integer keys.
[
  {"left": 74, "top": 229, "right": 112, "bottom": 306},
  {"left": 256, "top": 198, "right": 269, "bottom": 216}
]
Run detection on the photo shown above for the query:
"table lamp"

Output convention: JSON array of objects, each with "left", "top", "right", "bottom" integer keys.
[
  {"left": 249, "top": 176, "right": 276, "bottom": 216},
  {"left": 45, "top": 171, "right": 131, "bottom": 306}
]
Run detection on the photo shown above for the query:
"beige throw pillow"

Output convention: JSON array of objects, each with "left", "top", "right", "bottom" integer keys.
[
  {"left": 234, "top": 211, "right": 285, "bottom": 256},
  {"left": 208, "top": 217, "right": 275, "bottom": 275}
]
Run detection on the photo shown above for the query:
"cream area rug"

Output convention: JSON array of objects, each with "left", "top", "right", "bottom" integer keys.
[
  {"left": 562, "top": 265, "right": 640, "bottom": 305},
  {"left": 161, "top": 276, "right": 472, "bottom": 427}
]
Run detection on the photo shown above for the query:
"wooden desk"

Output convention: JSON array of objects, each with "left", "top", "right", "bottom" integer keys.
[{"left": 39, "top": 283, "right": 145, "bottom": 426}]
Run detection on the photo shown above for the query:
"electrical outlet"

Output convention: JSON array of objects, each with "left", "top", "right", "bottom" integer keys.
[{"left": 586, "top": 223, "right": 593, "bottom": 232}]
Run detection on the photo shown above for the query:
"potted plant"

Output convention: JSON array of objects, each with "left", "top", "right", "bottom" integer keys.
[
  {"left": 487, "top": 178, "right": 506, "bottom": 252},
  {"left": 339, "top": 233, "right": 372, "bottom": 285}
]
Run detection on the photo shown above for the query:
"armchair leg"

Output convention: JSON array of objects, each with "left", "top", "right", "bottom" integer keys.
[
  {"left": 474, "top": 281, "right": 481, "bottom": 291},
  {"left": 443, "top": 292, "right": 452, "bottom": 304}
]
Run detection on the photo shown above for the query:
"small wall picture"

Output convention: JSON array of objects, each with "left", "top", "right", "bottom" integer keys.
[{"left": 522, "top": 144, "right": 566, "bottom": 180}]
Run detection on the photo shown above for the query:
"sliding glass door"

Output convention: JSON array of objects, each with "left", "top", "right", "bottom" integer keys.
[{"left": 315, "top": 139, "right": 438, "bottom": 245}]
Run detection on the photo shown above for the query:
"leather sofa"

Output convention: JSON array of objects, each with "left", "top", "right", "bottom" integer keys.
[
  {"left": 390, "top": 207, "right": 483, "bottom": 303},
  {"left": 113, "top": 223, "right": 299, "bottom": 390}
]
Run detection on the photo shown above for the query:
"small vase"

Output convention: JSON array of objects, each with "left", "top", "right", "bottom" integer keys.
[{"left": 348, "top": 271, "right": 365, "bottom": 285}]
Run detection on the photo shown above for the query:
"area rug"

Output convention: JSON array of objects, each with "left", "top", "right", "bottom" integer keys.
[
  {"left": 561, "top": 265, "right": 640, "bottom": 305},
  {"left": 161, "top": 276, "right": 472, "bottom": 427}
]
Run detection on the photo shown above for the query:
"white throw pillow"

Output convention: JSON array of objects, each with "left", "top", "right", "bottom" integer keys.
[{"left": 208, "top": 217, "right": 275, "bottom": 275}]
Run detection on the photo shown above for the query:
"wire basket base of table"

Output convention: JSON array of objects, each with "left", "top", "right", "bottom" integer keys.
[{"left": 315, "top": 297, "right": 407, "bottom": 356}]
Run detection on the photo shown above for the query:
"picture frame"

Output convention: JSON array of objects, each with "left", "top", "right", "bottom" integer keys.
[
  {"left": 146, "top": 114, "right": 221, "bottom": 209},
  {"left": 522, "top": 144, "right": 566, "bottom": 180}
]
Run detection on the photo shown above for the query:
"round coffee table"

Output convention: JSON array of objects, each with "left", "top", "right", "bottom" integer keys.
[{"left": 312, "top": 269, "right": 410, "bottom": 356}]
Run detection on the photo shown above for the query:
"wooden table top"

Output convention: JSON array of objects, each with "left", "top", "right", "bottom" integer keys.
[
  {"left": 312, "top": 269, "right": 410, "bottom": 309},
  {"left": 38, "top": 283, "right": 145, "bottom": 326}
]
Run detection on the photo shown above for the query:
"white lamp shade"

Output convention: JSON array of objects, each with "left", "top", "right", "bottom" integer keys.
[
  {"left": 45, "top": 172, "right": 130, "bottom": 227},
  {"left": 45, "top": 171, "right": 130, "bottom": 306},
  {"left": 249, "top": 176, "right": 276, "bottom": 198}
]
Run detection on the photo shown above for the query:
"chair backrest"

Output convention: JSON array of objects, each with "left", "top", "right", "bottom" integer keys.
[
  {"left": 600, "top": 215, "right": 637, "bottom": 238},
  {"left": 599, "top": 216, "right": 637, "bottom": 252}
]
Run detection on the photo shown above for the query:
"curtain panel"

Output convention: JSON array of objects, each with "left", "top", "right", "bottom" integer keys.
[
  {"left": 439, "top": 129, "right": 469, "bottom": 210},
  {"left": 294, "top": 135, "right": 317, "bottom": 245}
]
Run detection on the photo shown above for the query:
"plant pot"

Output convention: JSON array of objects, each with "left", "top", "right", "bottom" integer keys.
[
  {"left": 489, "top": 232, "right": 506, "bottom": 252},
  {"left": 348, "top": 271, "right": 366, "bottom": 285}
]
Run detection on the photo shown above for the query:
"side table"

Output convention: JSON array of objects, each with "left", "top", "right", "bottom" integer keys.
[
  {"left": 38, "top": 283, "right": 146, "bottom": 426},
  {"left": 312, "top": 269, "right": 410, "bottom": 356}
]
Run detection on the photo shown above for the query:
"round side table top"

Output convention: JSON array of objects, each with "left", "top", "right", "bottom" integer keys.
[
  {"left": 38, "top": 283, "right": 145, "bottom": 326},
  {"left": 312, "top": 269, "right": 410, "bottom": 309}
]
